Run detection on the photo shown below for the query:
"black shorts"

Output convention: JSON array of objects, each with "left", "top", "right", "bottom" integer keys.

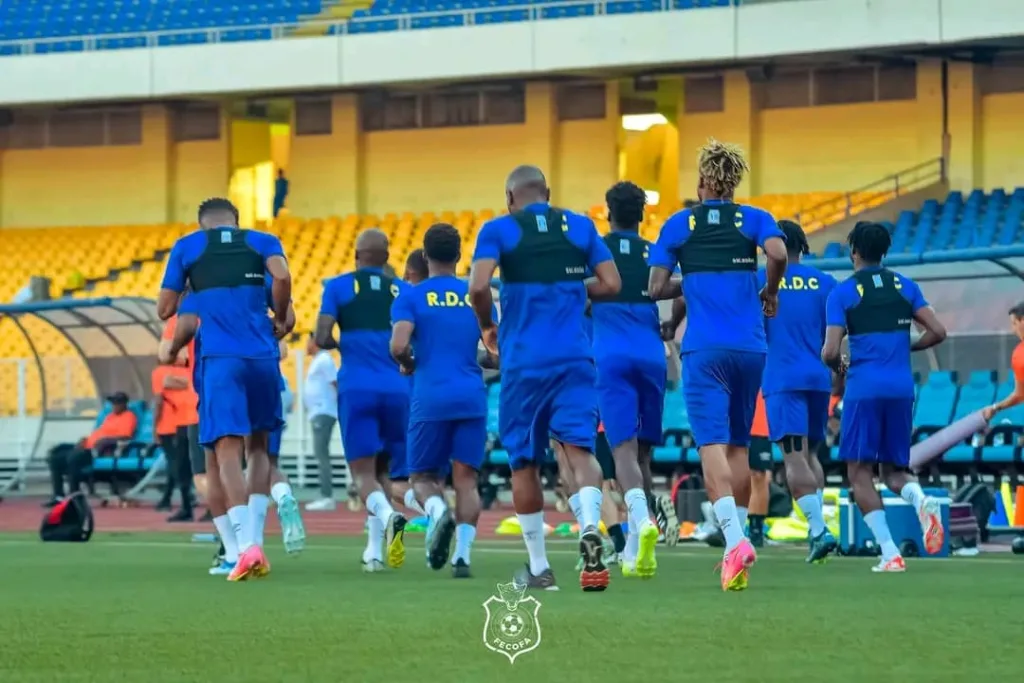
[
  {"left": 748, "top": 436, "right": 774, "bottom": 472},
  {"left": 595, "top": 432, "right": 616, "bottom": 481},
  {"left": 186, "top": 424, "right": 205, "bottom": 475}
]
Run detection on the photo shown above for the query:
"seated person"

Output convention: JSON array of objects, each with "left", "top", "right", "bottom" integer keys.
[{"left": 45, "top": 392, "right": 138, "bottom": 507}]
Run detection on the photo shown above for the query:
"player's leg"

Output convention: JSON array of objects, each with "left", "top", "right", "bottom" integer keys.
[
  {"left": 502, "top": 369, "right": 558, "bottom": 591},
  {"left": 205, "top": 446, "right": 240, "bottom": 575},
  {"left": 746, "top": 437, "right": 773, "bottom": 548},
  {"left": 685, "top": 350, "right": 756, "bottom": 591},
  {"left": 550, "top": 440, "right": 582, "bottom": 533},
  {"left": 840, "top": 398, "right": 904, "bottom": 572},
  {"left": 201, "top": 357, "right": 264, "bottom": 581},
  {"left": 877, "top": 398, "right": 944, "bottom": 555},
  {"left": 379, "top": 392, "right": 416, "bottom": 567},
  {"left": 409, "top": 420, "right": 455, "bottom": 570},
  {"left": 449, "top": 417, "right": 486, "bottom": 578},
  {"left": 601, "top": 479, "right": 625, "bottom": 562},
  {"left": 549, "top": 360, "right": 607, "bottom": 592},
  {"left": 267, "top": 426, "right": 305, "bottom": 556}
]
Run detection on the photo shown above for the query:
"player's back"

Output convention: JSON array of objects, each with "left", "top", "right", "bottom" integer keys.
[
  {"left": 652, "top": 201, "right": 781, "bottom": 354},
  {"left": 170, "top": 228, "right": 280, "bottom": 360},
  {"left": 402, "top": 276, "right": 486, "bottom": 421},
  {"left": 477, "top": 204, "right": 601, "bottom": 372},
  {"left": 828, "top": 267, "right": 923, "bottom": 400},
  {"left": 591, "top": 231, "right": 664, "bottom": 368},
  {"left": 758, "top": 262, "right": 835, "bottom": 395},
  {"left": 322, "top": 268, "right": 408, "bottom": 394}
]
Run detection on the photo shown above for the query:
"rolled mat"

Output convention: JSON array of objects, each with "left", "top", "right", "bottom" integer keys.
[{"left": 909, "top": 411, "right": 988, "bottom": 469}]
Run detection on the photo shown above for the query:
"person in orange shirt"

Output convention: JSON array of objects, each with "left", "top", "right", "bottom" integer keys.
[
  {"left": 45, "top": 392, "right": 138, "bottom": 507},
  {"left": 983, "top": 303, "right": 1024, "bottom": 421},
  {"left": 152, "top": 358, "right": 198, "bottom": 522},
  {"left": 746, "top": 392, "right": 773, "bottom": 547}
]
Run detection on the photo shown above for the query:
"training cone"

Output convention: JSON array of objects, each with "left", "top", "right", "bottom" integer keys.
[
  {"left": 990, "top": 485, "right": 1011, "bottom": 527},
  {"left": 1014, "top": 486, "right": 1024, "bottom": 527},
  {"left": 495, "top": 516, "right": 521, "bottom": 536},
  {"left": 406, "top": 516, "right": 428, "bottom": 533},
  {"left": 554, "top": 522, "right": 574, "bottom": 537}
]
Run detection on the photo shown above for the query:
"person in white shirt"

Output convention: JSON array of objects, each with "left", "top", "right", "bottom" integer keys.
[{"left": 303, "top": 333, "right": 339, "bottom": 511}]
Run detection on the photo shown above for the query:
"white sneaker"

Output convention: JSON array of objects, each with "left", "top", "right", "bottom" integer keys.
[{"left": 305, "top": 498, "right": 336, "bottom": 512}]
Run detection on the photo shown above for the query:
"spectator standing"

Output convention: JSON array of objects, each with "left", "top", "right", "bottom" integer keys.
[
  {"left": 303, "top": 333, "right": 338, "bottom": 511},
  {"left": 151, "top": 353, "right": 198, "bottom": 522},
  {"left": 273, "top": 169, "right": 289, "bottom": 219},
  {"left": 45, "top": 392, "right": 138, "bottom": 506}
]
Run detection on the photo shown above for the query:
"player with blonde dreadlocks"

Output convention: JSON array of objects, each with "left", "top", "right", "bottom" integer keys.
[{"left": 647, "top": 139, "right": 788, "bottom": 592}]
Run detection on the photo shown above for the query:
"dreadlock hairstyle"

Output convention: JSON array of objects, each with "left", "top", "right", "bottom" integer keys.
[
  {"left": 778, "top": 219, "right": 809, "bottom": 256},
  {"left": 847, "top": 221, "right": 892, "bottom": 265},
  {"left": 197, "top": 197, "right": 239, "bottom": 226},
  {"left": 697, "top": 138, "right": 750, "bottom": 199},
  {"left": 605, "top": 181, "right": 647, "bottom": 231}
]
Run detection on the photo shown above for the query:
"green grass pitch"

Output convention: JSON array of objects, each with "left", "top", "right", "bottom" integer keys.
[{"left": 0, "top": 533, "right": 1018, "bottom": 683}]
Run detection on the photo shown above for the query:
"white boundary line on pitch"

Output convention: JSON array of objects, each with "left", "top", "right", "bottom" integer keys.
[{"left": 0, "top": 537, "right": 1017, "bottom": 564}]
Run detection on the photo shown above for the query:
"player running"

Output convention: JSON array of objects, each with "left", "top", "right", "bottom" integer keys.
[
  {"left": 469, "top": 165, "right": 621, "bottom": 592},
  {"left": 158, "top": 198, "right": 290, "bottom": 581},
  {"left": 590, "top": 181, "right": 666, "bottom": 579},
  {"left": 757, "top": 220, "right": 837, "bottom": 562},
  {"left": 390, "top": 224, "right": 489, "bottom": 579},
  {"left": 822, "top": 221, "right": 947, "bottom": 572},
  {"left": 648, "top": 140, "right": 787, "bottom": 591},
  {"left": 316, "top": 228, "right": 411, "bottom": 573}
]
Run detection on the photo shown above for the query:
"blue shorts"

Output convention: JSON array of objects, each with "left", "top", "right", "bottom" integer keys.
[
  {"left": 269, "top": 426, "right": 284, "bottom": 457},
  {"left": 765, "top": 390, "right": 831, "bottom": 443},
  {"left": 596, "top": 356, "right": 665, "bottom": 448},
  {"left": 682, "top": 349, "right": 765, "bottom": 449},
  {"left": 499, "top": 360, "right": 598, "bottom": 471},
  {"left": 198, "top": 357, "right": 283, "bottom": 447},
  {"left": 838, "top": 397, "right": 913, "bottom": 466},
  {"left": 338, "top": 389, "right": 409, "bottom": 479},
  {"left": 408, "top": 417, "right": 486, "bottom": 475}
]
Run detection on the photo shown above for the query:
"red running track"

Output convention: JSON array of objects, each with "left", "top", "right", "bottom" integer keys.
[{"left": 0, "top": 497, "right": 576, "bottom": 539}]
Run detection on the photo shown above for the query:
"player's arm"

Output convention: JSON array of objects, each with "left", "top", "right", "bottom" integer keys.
[
  {"left": 906, "top": 281, "right": 946, "bottom": 352},
  {"left": 157, "top": 240, "right": 188, "bottom": 320},
  {"left": 987, "top": 355, "right": 1024, "bottom": 419},
  {"left": 315, "top": 280, "right": 340, "bottom": 351},
  {"left": 661, "top": 296, "right": 687, "bottom": 341},
  {"left": 821, "top": 286, "right": 848, "bottom": 373},
  {"left": 577, "top": 218, "right": 620, "bottom": 299},
  {"left": 167, "top": 313, "right": 198, "bottom": 359},
  {"left": 259, "top": 235, "right": 291, "bottom": 325},
  {"left": 647, "top": 215, "right": 684, "bottom": 300},
  {"left": 389, "top": 292, "right": 416, "bottom": 374},
  {"left": 469, "top": 221, "right": 502, "bottom": 332},
  {"left": 752, "top": 211, "right": 787, "bottom": 298}
]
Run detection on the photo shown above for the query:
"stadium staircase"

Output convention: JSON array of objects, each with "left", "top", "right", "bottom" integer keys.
[{"left": 289, "top": 0, "right": 368, "bottom": 36}]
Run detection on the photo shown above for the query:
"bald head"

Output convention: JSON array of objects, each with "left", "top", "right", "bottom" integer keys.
[
  {"left": 355, "top": 228, "right": 389, "bottom": 268},
  {"left": 505, "top": 165, "right": 550, "bottom": 213}
]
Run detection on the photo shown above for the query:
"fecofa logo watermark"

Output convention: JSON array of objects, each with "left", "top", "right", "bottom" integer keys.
[{"left": 482, "top": 581, "right": 542, "bottom": 663}]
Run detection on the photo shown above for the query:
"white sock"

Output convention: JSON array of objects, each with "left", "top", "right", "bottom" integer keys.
[
  {"left": 517, "top": 511, "right": 549, "bottom": 575},
  {"left": 213, "top": 515, "right": 240, "bottom": 563},
  {"left": 624, "top": 487, "right": 652, "bottom": 531},
  {"left": 577, "top": 486, "right": 602, "bottom": 531},
  {"left": 424, "top": 495, "right": 447, "bottom": 523},
  {"left": 568, "top": 493, "right": 583, "bottom": 529},
  {"left": 248, "top": 494, "right": 269, "bottom": 548},
  {"left": 366, "top": 490, "right": 395, "bottom": 522},
  {"left": 453, "top": 523, "right": 476, "bottom": 564},
  {"left": 404, "top": 488, "right": 427, "bottom": 516},
  {"left": 712, "top": 496, "right": 745, "bottom": 552},
  {"left": 737, "top": 505, "right": 749, "bottom": 534},
  {"left": 270, "top": 482, "right": 292, "bottom": 506},
  {"left": 797, "top": 493, "right": 826, "bottom": 537},
  {"left": 624, "top": 528, "right": 639, "bottom": 563},
  {"left": 864, "top": 509, "right": 901, "bottom": 561},
  {"left": 900, "top": 482, "right": 926, "bottom": 514},
  {"left": 364, "top": 514, "right": 384, "bottom": 563},
  {"left": 227, "top": 504, "right": 253, "bottom": 553},
  {"left": 817, "top": 488, "right": 825, "bottom": 510}
]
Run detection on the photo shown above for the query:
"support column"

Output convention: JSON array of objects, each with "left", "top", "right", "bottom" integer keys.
[
  {"left": 525, "top": 82, "right": 559, "bottom": 189},
  {"left": 945, "top": 61, "right": 982, "bottom": 192},
  {"left": 288, "top": 94, "right": 363, "bottom": 218}
]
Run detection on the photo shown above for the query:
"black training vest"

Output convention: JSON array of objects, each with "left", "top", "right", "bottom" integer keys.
[
  {"left": 499, "top": 208, "right": 589, "bottom": 284},
  {"left": 337, "top": 270, "right": 400, "bottom": 331},
  {"left": 676, "top": 203, "right": 757, "bottom": 275},
  {"left": 592, "top": 231, "right": 652, "bottom": 305},
  {"left": 187, "top": 228, "right": 265, "bottom": 292},
  {"left": 845, "top": 268, "right": 914, "bottom": 336}
]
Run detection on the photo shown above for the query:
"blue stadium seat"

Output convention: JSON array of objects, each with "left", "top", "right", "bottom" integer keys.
[
  {"left": 488, "top": 448, "right": 509, "bottom": 466},
  {"left": 952, "top": 370, "right": 996, "bottom": 421},
  {"left": 652, "top": 446, "right": 682, "bottom": 463},
  {"left": 914, "top": 371, "right": 957, "bottom": 431}
]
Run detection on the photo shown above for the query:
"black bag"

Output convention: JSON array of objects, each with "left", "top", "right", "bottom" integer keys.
[{"left": 40, "top": 492, "right": 94, "bottom": 542}]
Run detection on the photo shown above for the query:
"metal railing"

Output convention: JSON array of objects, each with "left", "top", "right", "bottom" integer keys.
[
  {"left": 793, "top": 157, "right": 947, "bottom": 232},
  {"left": 0, "top": 0, "right": 713, "bottom": 54}
]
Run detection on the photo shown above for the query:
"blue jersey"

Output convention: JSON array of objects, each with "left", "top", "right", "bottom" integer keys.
[
  {"left": 320, "top": 266, "right": 410, "bottom": 394},
  {"left": 757, "top": 263, "right": 836, "bottom": 395},
  {"left": 391, "top": 275, "right": 492, "bottom": 423},
  {"left": 650, "top": 202, "right": 783, "bottom": 354},
  {"left": 826, "top": 267, "right": 927, "bottom": 401},
  {"left": 161, "top": 228, "right": 283, "bottom": 360},
  {"left": 472, "top": 203, "right": 613, "bottom": 372}
]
